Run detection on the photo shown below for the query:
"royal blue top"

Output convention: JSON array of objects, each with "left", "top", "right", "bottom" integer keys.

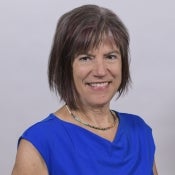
[{"left": 19, "top": 111, "right": 155, "bottom": 175}]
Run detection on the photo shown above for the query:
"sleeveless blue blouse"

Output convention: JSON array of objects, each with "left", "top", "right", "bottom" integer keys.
[{"left": 19, "top": 111, "right": 155, "bottom": 175}]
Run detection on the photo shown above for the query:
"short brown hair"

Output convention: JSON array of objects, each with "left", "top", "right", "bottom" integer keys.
[{"left": 48, "top": 4, "right": 131, "bottom": 109}]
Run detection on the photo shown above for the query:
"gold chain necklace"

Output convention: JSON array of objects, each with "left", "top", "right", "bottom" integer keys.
[{"left": 65, "top": 105, "right": 117, "bottom": 131}]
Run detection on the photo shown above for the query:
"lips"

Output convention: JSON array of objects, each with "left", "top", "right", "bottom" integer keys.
[{"left": 86, "top": 81, "right": 111, "bottom": 88}]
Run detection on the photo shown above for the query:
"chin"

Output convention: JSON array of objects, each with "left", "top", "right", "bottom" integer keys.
[{"left": 87, "top": 99, "right": 111, "bottom": 107}]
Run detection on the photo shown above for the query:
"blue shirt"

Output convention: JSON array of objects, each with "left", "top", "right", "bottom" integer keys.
[{"left": 20, "top": 111, "right": 155, "bottom": 175}]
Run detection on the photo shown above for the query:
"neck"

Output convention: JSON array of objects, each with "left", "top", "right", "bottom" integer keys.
[{"left": 66, "top": 104, "right": 115, "bottom": 128}]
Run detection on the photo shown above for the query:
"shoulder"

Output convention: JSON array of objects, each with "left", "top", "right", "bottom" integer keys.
[
  {"left": 21, "top": 114, "right": 61, "bottom": 136},
  {"left": 18, "top": 114, "right": 65, "bottom": 166},
  {"left": 118, "top": 112, "right": 145, "bottom": 122},
  {"left": 114, "top": 111, "right": 152, "bottom": 132},
  {"left": 19, "top": 114, "right": 65, "bottom": 148},
  {"left": 115, "top": 111, "right": 155, "bottom": 147}
]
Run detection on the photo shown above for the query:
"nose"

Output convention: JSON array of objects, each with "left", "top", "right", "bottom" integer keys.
[{"left": 93, "top": 59, "right": 107, "bottom": 77}]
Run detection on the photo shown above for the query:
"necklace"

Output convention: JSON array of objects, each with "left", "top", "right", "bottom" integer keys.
[{"left": 65, "top": 105, "right": 117, "bottom": 131}]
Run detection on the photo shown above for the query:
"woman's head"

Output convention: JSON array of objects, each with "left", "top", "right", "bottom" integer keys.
[{"left": 48, "top": 4, "right": 131, "bottom": 109}]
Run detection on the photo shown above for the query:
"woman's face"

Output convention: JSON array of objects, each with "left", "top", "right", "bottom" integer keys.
[{"left": 72, "top": 39, "right": 122, "bottom": 108}]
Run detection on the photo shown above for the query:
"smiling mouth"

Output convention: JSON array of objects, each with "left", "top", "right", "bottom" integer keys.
[{"left": 86, "top": 81, "right": 111, "bottom": 87}]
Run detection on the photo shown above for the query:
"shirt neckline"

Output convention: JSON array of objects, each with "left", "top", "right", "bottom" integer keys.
[{"left": 49, "top": 111, "right": 123, "bottom": 144}]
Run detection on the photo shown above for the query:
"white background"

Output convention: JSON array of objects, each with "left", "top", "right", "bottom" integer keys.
[{"left": 0, "top": 0, "right": 175, "bottom": 174}]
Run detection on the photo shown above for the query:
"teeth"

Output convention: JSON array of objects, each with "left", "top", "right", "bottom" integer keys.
[{"left": 89, "top": 82, "right": 109, "bottom": 87}]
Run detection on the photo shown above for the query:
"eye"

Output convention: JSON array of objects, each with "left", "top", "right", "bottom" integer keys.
[
  {"left": 106, "top": 54, "right": 117, "bottom": 60},
  {"left": 79, "top": 55, "right": 92, "bottom": 62}
]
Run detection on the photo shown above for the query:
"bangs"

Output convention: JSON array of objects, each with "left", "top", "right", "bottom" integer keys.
[{"left": 72, "top": 26, "right": 121, "bottom": 57}]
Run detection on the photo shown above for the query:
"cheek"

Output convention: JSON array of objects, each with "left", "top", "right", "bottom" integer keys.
[
  {"left": 110, "top": 63, "right": 122, "bottom": 77},
  {"left": 72, "top": 65, "right": 85, "bottom": 86},
  {"left": 73, "top": 62, "right": 90, "bottom": 81}
]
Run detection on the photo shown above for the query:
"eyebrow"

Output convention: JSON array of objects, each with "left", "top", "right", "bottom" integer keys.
[
  {"left": 104, "top": 50, "right": 121, "bottom": 56},
  {"left": 85, "top": 50, "right": 121, "bottom": 57}
]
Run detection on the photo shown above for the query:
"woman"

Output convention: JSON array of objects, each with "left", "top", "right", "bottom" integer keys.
[{"left": 12, "top": 4, "right": 158, "bottom": 175}]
